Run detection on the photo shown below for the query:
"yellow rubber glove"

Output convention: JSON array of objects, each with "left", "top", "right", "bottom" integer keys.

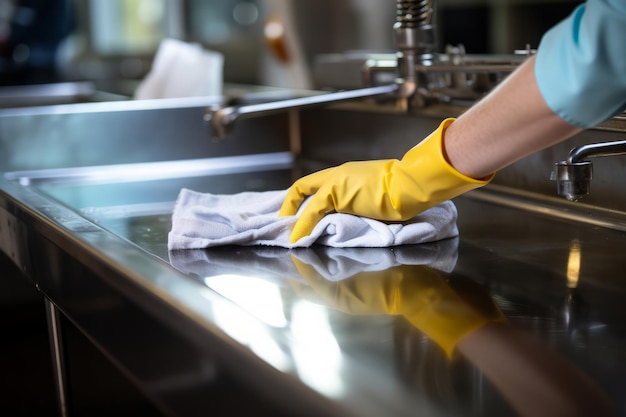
[
  {"left": 290, "top": 257, "right": 506, "bottom": 358},
  {"left": 279, "top": 118, "right": 494, "bottom": 243}
]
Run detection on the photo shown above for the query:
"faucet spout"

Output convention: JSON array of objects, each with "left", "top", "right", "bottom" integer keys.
[
  {"left": 205, "top": 84, "right": 399, "bottom": 141},
  {"left": 552, "top": 139, "right": 626, "bottom": 201},
  {"left": 551, "top": 160, "right": 593, "bottom": 202},
  {"left": 564, "top": 139, "right": 626, "bottom": 164}
]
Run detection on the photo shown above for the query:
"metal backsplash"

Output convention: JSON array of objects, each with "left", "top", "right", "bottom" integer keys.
[{"left": 297, "top": 106, "right": 626, "bottom": 215}]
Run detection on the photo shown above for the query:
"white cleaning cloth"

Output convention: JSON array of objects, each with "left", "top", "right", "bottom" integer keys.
[{"left": 168, "top": 188, "right": 459, "bottom": 249}]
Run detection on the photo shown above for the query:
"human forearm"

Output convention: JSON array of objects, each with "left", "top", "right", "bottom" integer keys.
[{"left": 443, "top": 56, "right": 581, "bottom": 179}]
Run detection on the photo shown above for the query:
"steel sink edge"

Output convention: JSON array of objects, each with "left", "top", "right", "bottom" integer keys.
[
  {"left": 3, "top": 152, "right": 295, "bottom": 186},
  {"left": 466, "top": 183, "right": 626, "bottom": 233}
]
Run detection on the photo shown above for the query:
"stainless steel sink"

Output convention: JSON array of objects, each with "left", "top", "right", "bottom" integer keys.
[
  {"left": 1, "top": 95, "right": 626, "bottom": 417},
  {"left": 5, "top": 152, "right": 295, "bottom": 261}
]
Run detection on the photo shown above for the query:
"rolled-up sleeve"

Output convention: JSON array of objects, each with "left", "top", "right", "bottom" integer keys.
[{"left": 535, "top": 0, "right": 626, "bottom": 128}]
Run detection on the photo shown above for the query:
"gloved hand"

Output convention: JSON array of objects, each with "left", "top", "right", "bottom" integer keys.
[
  {"left": 290, "top": 256, "right": 506, "bottom": 358},
  {"left": 279, "top": 118, "right": 494, "bottom": 243}
]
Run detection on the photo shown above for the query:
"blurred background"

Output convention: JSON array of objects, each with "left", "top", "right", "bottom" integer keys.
[{"left": 0, "top": 0, "right": 580, "bottom": 94}]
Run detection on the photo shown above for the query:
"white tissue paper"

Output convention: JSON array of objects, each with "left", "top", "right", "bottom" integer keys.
[{"left": 134, "top": 38, "right": 224, "bottom": 99}]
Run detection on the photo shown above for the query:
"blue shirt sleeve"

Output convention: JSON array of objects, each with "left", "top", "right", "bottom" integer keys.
[{"left": 535, "top": 0, "right": 626, "bottom": 128}]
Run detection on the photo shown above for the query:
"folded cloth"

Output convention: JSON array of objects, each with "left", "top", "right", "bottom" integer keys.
[{"left": 168, "top": 188, "right": 459, "bottom": 249}]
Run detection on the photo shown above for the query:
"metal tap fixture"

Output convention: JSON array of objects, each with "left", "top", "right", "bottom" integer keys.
[
  {"left": 551, "top": 139, "right": 626, "bottom": 201},
  {"left": 206, "top": 0, "right": 522, "bottom": 141},
  {"left": 360, "top": 0, "right": 524, "bottom": 109},
  {"left": 393, "top": 0, "right": 436, "bottom": 102}
]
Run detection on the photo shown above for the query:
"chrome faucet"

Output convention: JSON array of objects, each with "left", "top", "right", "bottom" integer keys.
[
  {"left": 392, "top": 0, "right": 437, "bottom": 106},
  {"left": 206, "top": 0, "right": 436, "bottom": 141},
  {"left": 551, "top": 139, "right": 626, "bottom": 201},
  {"left": 365, "top": 1, "right": 525, "bottom": 109},
  {"left": 205, "top": 0, "right": 526, "bottom": 141}
]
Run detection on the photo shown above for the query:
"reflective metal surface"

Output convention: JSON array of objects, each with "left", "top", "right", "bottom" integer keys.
[
  {"left": 1, "top": 100, "right": 625, "bottom": 416},
  {"left": 1, "top": 160, "right": 624, "bottom": 416},
  {"left": 0, "top": 82, "right": 129, "bottom": 108}
]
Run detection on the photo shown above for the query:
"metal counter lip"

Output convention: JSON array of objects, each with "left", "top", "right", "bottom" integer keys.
[
  {"left": 0, "top": 94, "right": 224, "bottom": 117},
  {"left": 466, "top": 184, "right": 626, "bottom": 233},
  {"left": 3, "top": 152, "right": 294, "bottom": 186},
  {"left": 0, "top": 177, "right": 358, "bottom": 417}
]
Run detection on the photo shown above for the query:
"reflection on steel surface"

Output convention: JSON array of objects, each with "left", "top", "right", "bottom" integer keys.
[
  {"left": 566, "top": 239, "right": 581, "bottom": 289},
  {"left": 171, "top": 240, "right": 616, "bottom": 417},
  {"left": 4, "top": 152, "right": 294, "bottom": 185}
]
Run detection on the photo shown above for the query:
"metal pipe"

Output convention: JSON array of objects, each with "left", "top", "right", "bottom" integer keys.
[
  {"left": 206, "top": 84, "right": 399, "bottom": 141},
  {"left": 394, "top": 0, "right": 437, "bottom": 105},
  {"left": 45, "top": 299, "right": 69, "bottom": 417},
  {"left": 566, "top": 139, "right": 626, "bottom": 164},
  {"left": 414, "top": 63, "right": 518, "bottom": 74}
]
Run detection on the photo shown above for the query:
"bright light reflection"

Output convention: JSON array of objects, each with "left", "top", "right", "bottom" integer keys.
[
  {"left": 566, "top": 240, "right": 581, "bottom": 288},
  {"left": 204, "top": 275, "right": 287, "bottom": 328},
  {"left": 200, "top": 288, "right": 290, "bottom": 371},
  {"left": 264, "top": 20, "right": 284, "bottom": 40},
  {"left": 290, "top": 301, "right": 345, "bottom": 397}
]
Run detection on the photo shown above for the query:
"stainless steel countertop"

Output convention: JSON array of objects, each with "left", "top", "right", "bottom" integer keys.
[{"left": 2, "top": 161, "right": 624, "bottom": 416}]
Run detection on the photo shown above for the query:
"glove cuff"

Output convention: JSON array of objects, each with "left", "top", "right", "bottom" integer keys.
[
  {"left": 431, "top": 118, "right": 495, "bottom": 183},
  {"left": 399, "top": 118, "right": 494, "bottom": 206}
]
